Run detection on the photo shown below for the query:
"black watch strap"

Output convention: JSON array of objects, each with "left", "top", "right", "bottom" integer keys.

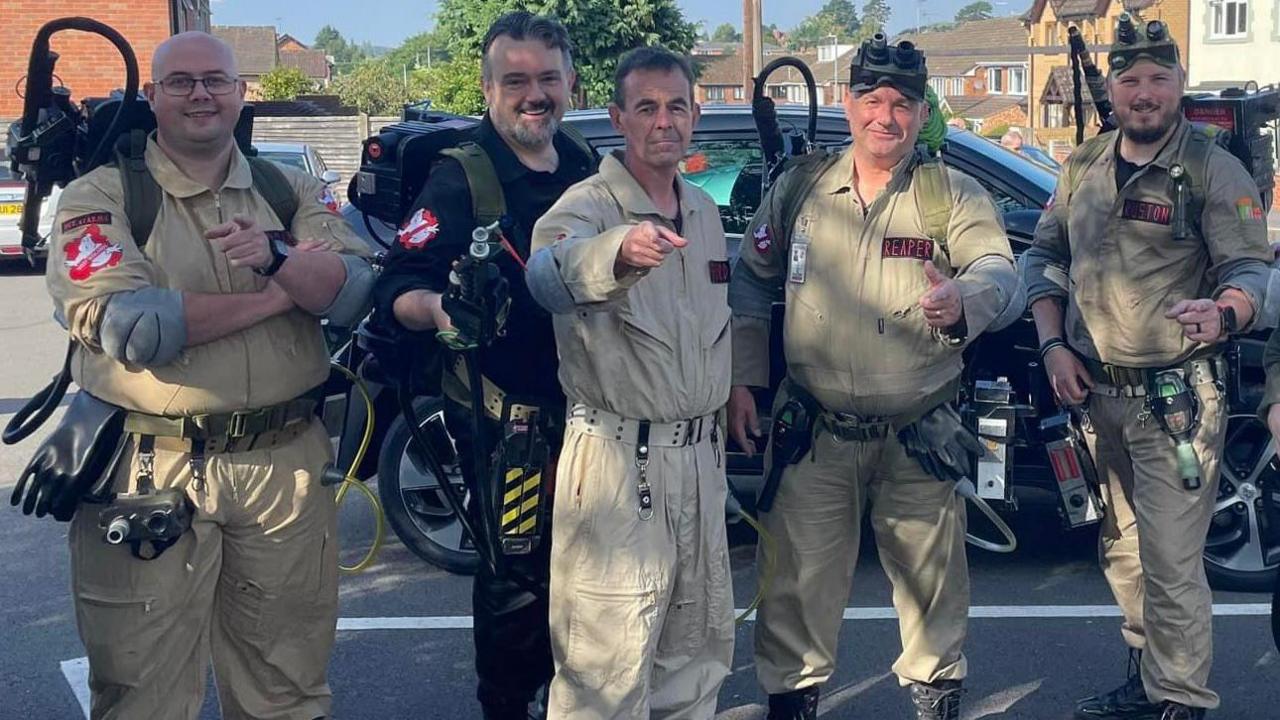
[
  {"left": 254, "top": 231, "right": 292, "bottom": 277},
  {"left": 1219, "top": 305, "right": 1239, "bottom": 336}
]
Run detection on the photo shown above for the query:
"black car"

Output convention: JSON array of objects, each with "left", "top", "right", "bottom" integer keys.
[{"left": 346, "top": 105, "right": 1278, "bottom": 592}]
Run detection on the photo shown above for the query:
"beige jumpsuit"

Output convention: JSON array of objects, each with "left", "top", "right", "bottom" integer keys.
[
  {"left": 47, "top": 138, "right": 369, "bottom": 720},
  {"left": 730, "top": 147, "right": 1018, "bottom": 692},
  {"left": 530, "top": 151, "right": 736, "bottom": 719},
  {"left": 1021, "top": 120, "right": 1273, "bottom": 708}
]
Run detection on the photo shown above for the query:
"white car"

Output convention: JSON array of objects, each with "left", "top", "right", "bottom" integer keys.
[
  {"left": 0, "top": 149, "right": 58, "bottom": 262},
  {"left": 253, "top": 142, "right": 341, "bottom": 185}
]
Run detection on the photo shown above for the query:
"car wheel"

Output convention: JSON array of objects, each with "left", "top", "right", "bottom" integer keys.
[
  {"left": 376, "top": 396, "right": 480, "bottom": 575},
  {"left": 1204, "top": 413, "right": 1280, "bottom": 592}
]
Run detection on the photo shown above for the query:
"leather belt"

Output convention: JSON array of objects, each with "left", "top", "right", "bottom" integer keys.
[{"left": 566, "top": 403, "right": 716, "bottom": 447}]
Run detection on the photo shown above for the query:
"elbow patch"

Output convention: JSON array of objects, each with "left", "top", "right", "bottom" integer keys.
[
  {"left": 526, "top": 247, "right": 576, "bottom": 314},
  {"left": 100, "top": 287, "right": 187, "bottom": 367},
  {"left": 322, "top": 254, "right": 376, "bottom": 328}
]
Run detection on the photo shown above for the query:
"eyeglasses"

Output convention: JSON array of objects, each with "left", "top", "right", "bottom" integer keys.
[{"left": 154, "top": 75, "right": 240, "bottom": 96}]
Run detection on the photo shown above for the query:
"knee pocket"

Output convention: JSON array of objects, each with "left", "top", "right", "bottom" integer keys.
[{"left": 563, "top": 581, "right": 658, "bottom": 690}]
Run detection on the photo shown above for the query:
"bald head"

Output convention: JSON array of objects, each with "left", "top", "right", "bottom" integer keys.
[{"left": 152, "top": 32, "right": 238, "bottom": 81}]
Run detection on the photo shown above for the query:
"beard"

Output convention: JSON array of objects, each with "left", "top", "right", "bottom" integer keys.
[
  {"left": 1118, "top": 102, "right": 1181, "bottom": 145},
  {"left": 494, "top": 100, "right": 560, "bottom": 150}
]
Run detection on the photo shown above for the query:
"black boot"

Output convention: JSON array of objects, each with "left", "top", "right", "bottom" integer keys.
[
  {"left": 1075, "top": 649, "right": 1161, "bottom": 720},
  {"left": 909, "top": 680, "right": 964, "bottom": 720},
  {"left": 1158, "top": 702, "right": 1206, "bottom": 720},
  {"left": 767, "top": 686, "right": 820, "bottom": 720}
]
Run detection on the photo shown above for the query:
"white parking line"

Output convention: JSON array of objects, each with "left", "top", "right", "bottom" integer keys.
[{"left": 59, "top": 603, "right": 1273, "bottom": 717}]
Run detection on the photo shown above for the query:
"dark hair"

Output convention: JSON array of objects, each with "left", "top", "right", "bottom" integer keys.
[
  {"left": 481, "top": 11, "right": 574, "bottom": 81},
  {"left": 611, "top": 46, "right": 695, "bottom": 108}
]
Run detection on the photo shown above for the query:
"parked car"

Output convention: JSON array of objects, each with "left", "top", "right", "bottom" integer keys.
[
  {"left": 254, "top": 141, "right": 342, "bottom": 186},
  {"left": 344, "top": 105, "right": 1279, "bottom": 592},
  {"left": 0, "top": 146, "right": 57, "bottom": 262}
]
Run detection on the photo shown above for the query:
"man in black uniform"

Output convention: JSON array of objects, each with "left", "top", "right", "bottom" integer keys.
[{"left": 371, "top": 12, "right": 595, "bottom": 720}]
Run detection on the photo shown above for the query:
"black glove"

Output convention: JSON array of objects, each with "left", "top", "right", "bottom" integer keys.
[
  {"left": 897, "top": 402, "right": 985, "bottom": 484},
  {"left": 10, "top": 392, "right": 127, "bottom": 521}
]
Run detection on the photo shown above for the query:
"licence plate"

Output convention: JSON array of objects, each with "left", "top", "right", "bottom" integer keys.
[{"left": 0, "top": 202, "right": 22, "bottom": 215}]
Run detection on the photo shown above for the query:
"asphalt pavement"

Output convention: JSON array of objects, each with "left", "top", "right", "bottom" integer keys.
[{"left": 0, "top": 263, "right": 1276, "bottom": 720}]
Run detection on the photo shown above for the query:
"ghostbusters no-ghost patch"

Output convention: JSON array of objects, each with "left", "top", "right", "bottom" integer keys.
[
  {"left": 753, "top": 224, "right": 772, "bottom": 254},
  {"left": 61, "top": 212, "right": 112, "bottom": 232},
  {"left": 398, "top": 208, "right": 441, "bottom": 250},
  {"left": 63, "top": 225, "right": 122, "bottom": 281},
  {"left": 318, "top": 188, "right": 340, "bottom": 214}
]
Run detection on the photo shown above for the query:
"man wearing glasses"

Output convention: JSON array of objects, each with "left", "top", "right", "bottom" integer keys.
[{"left": 42, "top": 31, "right": 372, "bottom": 719}]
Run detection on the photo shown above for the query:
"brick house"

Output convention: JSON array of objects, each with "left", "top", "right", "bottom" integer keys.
[
  {"left": 1023, "top": 0, "right": 1191, "bottom": 156},
  {"left": 277, "top": 34, "right": 332, "bottom": 88},
  {"left": 694, "top": 45, "right": 857, "bottom": 108},
  {"left": 895, "top": 18, "right": 1031, "bottom": 133},
  {"left": 1, "top": 0, "right": 211, "bottom": 120},
  {"left": 212, "top": 25, "right": 278, "bottom": 100}
]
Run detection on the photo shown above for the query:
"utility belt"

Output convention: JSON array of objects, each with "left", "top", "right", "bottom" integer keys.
[
  {"left": 121, "top": 386, "right": 324, "bottom": 455},
  {"left": 1080, "top": 350, "right": 1224, "bottom": 398},
  {"left": 566, "top": 403, "right": 720, "bottom": 521}
]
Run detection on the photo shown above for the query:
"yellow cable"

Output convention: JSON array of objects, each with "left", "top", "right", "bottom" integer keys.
[
  {"left": 736, "top": 509, "right": 777, "bottom": 625},
  {"left": 330, "top": 362, "right": 386, "bottom": 574}
]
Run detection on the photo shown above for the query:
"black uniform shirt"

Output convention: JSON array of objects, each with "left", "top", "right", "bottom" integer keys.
[{"left": 373, "top": 115, "right": 596, "bottom": 401}]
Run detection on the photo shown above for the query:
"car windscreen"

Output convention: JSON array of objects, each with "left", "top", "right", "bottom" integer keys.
[{"left": 256, "top": 152, "right": 309, "bottom": 172}]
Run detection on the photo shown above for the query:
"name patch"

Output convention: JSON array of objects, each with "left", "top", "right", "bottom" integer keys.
[
  {"left": 61, "top": 212, "right": 112, "bottom": 232},
  {"left": 1121, "top": 199, "right": 1171, "bottom": 226},
  {"left": 882, "top": 237, "right": 935, "bottom": 260},
  {"left": 708, "top": 260, "right": 730, "bottom": 284}
]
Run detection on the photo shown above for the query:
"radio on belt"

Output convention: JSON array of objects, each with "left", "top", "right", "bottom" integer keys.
[{"left": 972, "top": 377, "right": 1015, "bottom": 502}]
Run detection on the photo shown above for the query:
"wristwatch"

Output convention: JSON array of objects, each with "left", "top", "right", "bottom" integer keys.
[
  {"left": 1218, "top": 305, "right": 1239, "bottom": 336},
  {"left": 254, "top": 231, "right": 292, "bottom": 277}
]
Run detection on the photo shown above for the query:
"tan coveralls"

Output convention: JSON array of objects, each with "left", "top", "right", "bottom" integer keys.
[
  {"left": 530, "top": 151, "right": 735, "bottom": 719},
  {"left": 730, "top": 147, "right": 1018, "bottom": 692},
  {"left": 1021, "top": 120, "right": 1272, "bottom": 708},
  {"left": 47, "top": 138, "right": 369, "bottom": 720}
]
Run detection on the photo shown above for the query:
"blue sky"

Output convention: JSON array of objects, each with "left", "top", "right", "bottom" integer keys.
[{"left": 210, "top": 0, "right": 1029, "bottom": 49}]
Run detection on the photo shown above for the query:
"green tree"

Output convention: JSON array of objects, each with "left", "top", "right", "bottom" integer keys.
[
  {"left": 434, "top": 0, "right": 699, "bottom": 107},
  {"left": 711, "top": 23, "right": 741, "bottom": 43},
  {"left": 331, "top": 59, "right": 430, "bottom": 114},
  {"left": 955, "top": 1, "right": 994, "bottom": 23},
  {"left": 419, "top": 58, "right": 487, "bottom": 114},
  {"left": 314, "top": 25, "right": 366, "bottom": 69},
  {"left": 787, "top": 0, "right": 860, "bottom": 49},
  {"left": 259, "top": 66, "right": 316, "bottom": 100},
  {"left": 384, "top": 30, "right": 453, "bottom": 71},
  {"left": 859, "top": 0, "right": 891, "bottom": 39}
]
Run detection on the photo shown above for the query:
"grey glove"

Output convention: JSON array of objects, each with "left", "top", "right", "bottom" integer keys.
[{"left": 897, "top": 402, "right": 985, "bottom": 483}]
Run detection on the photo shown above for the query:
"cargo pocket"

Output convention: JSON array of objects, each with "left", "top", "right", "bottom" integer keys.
[
  {"left": 218, "top": 572, "right": 272, "bottom": 644},
  {"left": 75, "top": 588, "right": 160, "bottom": 688},
  {"left": 562, "top": 581, "right": 657, "bottom": 693}
]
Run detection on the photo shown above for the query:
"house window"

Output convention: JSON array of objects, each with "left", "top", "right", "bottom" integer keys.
[
  {"left": 1211, "top": 0, "right": 1248, "bottom": 37},
  {"left": 769, "top": 85, "right": 788, "bottom": 100},
  {"left": 1009, "top": 67, "right": 1027, "bottom": 95},
  {"left": 734, "top": 87, "right": 744, "bottom": 101},
  {"left": 951, "top": 78, "right": 964, "bottom": 95},
  {"left": 930, "top": 78, "right": 946, "bottom": 95},
  {"left": 990, "top": 68, "right": 1004, "bottom": 93},
  {"left": 706, "top": 86, "right": 726, "bottom": 101}
]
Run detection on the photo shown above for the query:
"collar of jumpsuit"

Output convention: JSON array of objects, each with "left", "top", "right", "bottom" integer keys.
[
  {"left": 833, "top": 145, "right": 922, "bottom": 198},
  {"left": 600, "top": 149, "right": 702, "bottom": 223},
  {"left": 146, "top": 133, "right": 253, "bottom": 197}
]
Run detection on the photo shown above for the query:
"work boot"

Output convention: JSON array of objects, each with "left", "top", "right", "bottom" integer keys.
[
  {"left": 909, "top": 679, "right": 964, "bottom": 720},
  {"left": 1158, "top": 703, "right": 1206, "bottom": 720},
  {"left": 766, "top": 686, "right": 820, "bottom": 720},
  {"left": 1075, "top": 649, "right": 1161, "bottom": 720}
]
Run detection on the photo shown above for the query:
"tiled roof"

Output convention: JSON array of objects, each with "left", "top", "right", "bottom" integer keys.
[{"left": 213, "top": 25, "right": 279, "bottom": 77}]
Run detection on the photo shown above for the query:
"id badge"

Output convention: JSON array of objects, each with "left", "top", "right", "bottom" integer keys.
[{"left": 788, "top": 243, "right": 808, "bottom": 284}]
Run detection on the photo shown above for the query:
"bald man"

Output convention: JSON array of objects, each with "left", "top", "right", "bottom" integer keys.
[{"left": 43, "top": 32, "right": 372, "bottom": 719}]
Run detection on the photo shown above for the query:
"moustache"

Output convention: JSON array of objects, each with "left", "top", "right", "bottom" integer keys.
[
  {"left": 519, "top": 101, "right": 555, "bottom": 115},
  {"left": 1130, "top": 102, "right": 1161, "bottom": 113}
]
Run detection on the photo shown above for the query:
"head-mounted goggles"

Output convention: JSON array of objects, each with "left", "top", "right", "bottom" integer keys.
[{"left": 850, "top": 34, "right": 928, "bottom": 101}]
